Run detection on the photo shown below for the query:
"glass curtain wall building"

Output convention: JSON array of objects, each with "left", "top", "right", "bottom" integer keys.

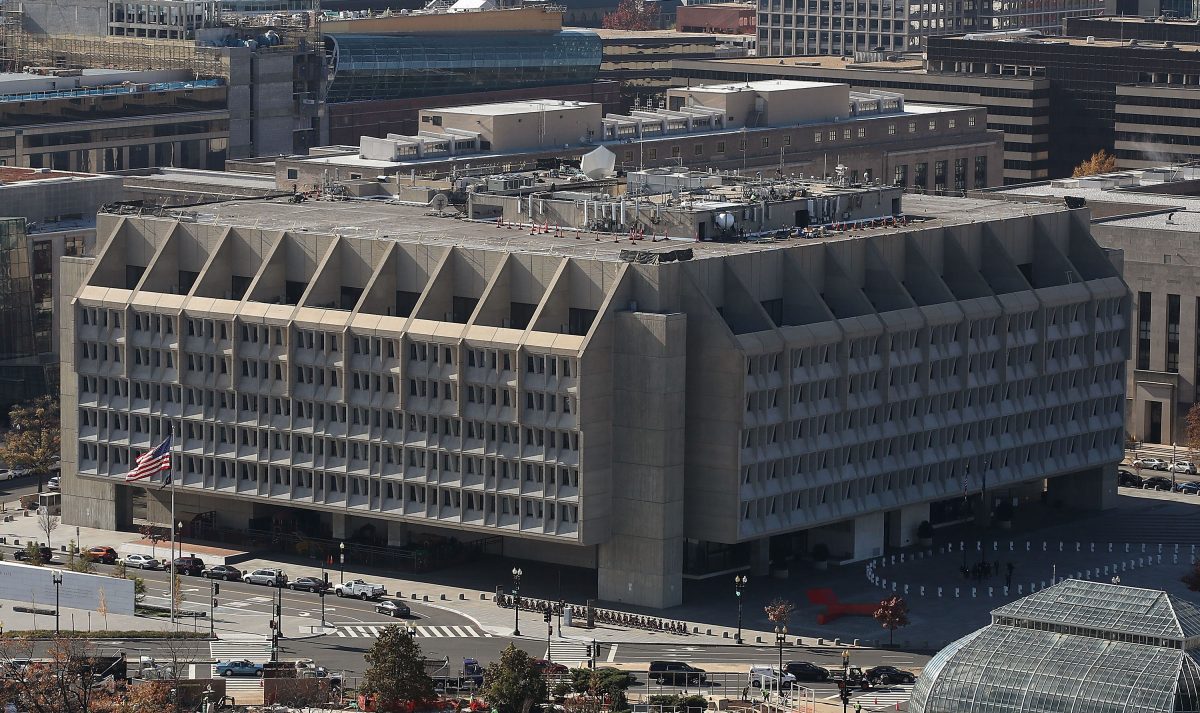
[
  {"left": 323, "top": 30, "right": 602, "bottom": 103},
  {"left": 0, "top": 218, "right": 49, "bottom": 419}
]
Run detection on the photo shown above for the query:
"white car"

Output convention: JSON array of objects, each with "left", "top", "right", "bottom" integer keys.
[
  {"left": 125, "top": 553, "right": 161, "bottom": 570},
  {"left": 1133, "top": 458, "right": 1170, "bottom": 471},
  {"left": 1171, "top": 462, "right": 1198, "bottom": 475},
  {"left": 749, "top": 666, "right": 796, "bottom": 688},
  {"left": 243, "top": 568, "right": 288, "bottom": 587},
  {"left": 46, "top": 477, "right": 60, "bottom": 491}
]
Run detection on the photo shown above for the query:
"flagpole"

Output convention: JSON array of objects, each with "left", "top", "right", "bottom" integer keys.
[{"left": 169, "top": 431, "right": 176, "bottom": 627}]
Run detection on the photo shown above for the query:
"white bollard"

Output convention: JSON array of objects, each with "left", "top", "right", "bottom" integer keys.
[
  {"left": 1059, "top": 542, "right": 1063, "bottom": 552},
  {"left": 1158, "top": 544, "right": 1163, "bottom": 554},
  {"left": 1010, "top": 542, "right": 1014, "bottom": 552},
  {"left": 891, "top": 555, "right": 896, "bottom": 566},
  {"left": 1175, "top": 555, "right": 1179, "bottom": 565},
  {"left": 1026, "top": 542, "right": 1030, "bottom": 552},
  {"left": 1104, "top": 566, "right": 1109, "bottom": 575},
  {"left": 1090, "top": 543, "right": 1094, "bottom": 553},
  {"left": 904, "top": 585, "right": 909, "bottom": 595},
  {"left": 1176, "top": 544, "right": 1180, "bottom": 554},
  {"left": 1018, "top": 585, "right": 1023, "bottom": 594},
  {"left": 1041, "top": 580, "right": 1046, "bottom": 589},
  {"left": 1108, "top": 543, "right": 1112, "bottom": 553},
  {"left": 1086, "top": 569, "right": 1091, "bottom": 578},
  {"left": 994, "top": 541, "right": 998, "bottom": 552},
  {"left": 977, "top": 541, "right": 982, "bottom": 552},
  {"left": 892, "top": 582, "right": 897, "bottom": 592},
  {"left": 921, "top": 586, "right": 926, "bottom": 597},
  {"left": 960, "top": 541, "right": 965, "bottom": 552},
  {"left": 1142, "top": 544, "right": 1146, "bottom": 553},
  {"left": 938, "top": 587, "right": 943, "bottom": 598},
  {"left": 955, "top": 588, "right": 960, "bottom": 598},
  {"left": 988, "top": 587, "right": 993, "bottom": 597},
  {"left": 1157, "top": 554, "right": 1162, "bottom": 564},
  {"left": 1004, "top": 586, "right": 1009, "bottom": 596},
  {"left": 1126, "top": 544, "right": 1130, "bottom": 553},
  {"left": 1043, "top": 542, "right": 1047, "bottom": 552},
  {"left": 1075, "top": 542, "right": 1080, "bottom": 552},
  {"left": 901, "top": 554, "right": 906, "bottom": 563},
  {"left": 971, "top": 588, "right": 977, "bottom": 598}
]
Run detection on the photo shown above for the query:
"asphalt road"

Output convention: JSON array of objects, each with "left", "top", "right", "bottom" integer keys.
[{"left": 0, "top": 472, "right": 50, "bottom": 503}]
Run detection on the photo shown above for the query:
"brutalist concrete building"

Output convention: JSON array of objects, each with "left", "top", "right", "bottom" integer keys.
[{"left": 60, "top": 190, "right": 1128, "bottom": 607}]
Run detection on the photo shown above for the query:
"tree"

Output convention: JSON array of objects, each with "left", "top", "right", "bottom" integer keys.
[
  {"left": 1185, "top": 403, "right": 1200, "bottom": 461},
  {"left": 873, "top": 595, "right": 910, "bottom": 646},
  {"left": 601, "top": 0, "right": 659, "bottom": 30},
  {"left": 132, "top": 576, "right": 147, "bottom": 604},
  {"left": 38, "top": 508, "right": 59, "bottom": 550},
  {"left": 24, "top": 540, "right": 45, "bottom": 566},
  {"left": 97, "top": 588, "right": 109, "bottom": 630},
  {"left": 483, "top": 643, "right": 548, "bottom": 713},
  {"left": 170, "top": 573, "right": 185, "bottom": 612},
  {"left": 0, "top": 396, "right": 61, "bottom": 494},
  {"left": 138, "top": 525, "right": 164, "bottom": 559},
  {"left": 0, "top": 635, "right": 120, "bottom": 713},
  {"left": 1182, "top": 561, "right": 1200, "bottom": 591},
  {"left": 361, "top": 626, "right": 435, "bottom": 712},
  {"left": 1072, "top": 150, "right": 1117, "bottom": 178},
  {"left": 764, "top": 598, "right": 794, "bottom": 625}
]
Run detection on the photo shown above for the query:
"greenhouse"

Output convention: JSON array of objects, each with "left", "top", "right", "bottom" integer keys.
[{"left": 910, "top": 579, "right": 1200, "bottom": 713}]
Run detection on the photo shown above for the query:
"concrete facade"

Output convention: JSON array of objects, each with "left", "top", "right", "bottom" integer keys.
[{"left": 61, "top": 192, "right": 1127, "bottom": 607}]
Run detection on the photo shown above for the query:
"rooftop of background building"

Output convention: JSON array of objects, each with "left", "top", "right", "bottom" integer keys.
[
  {"left": 0, "top": 167, "right": 102, "bottom": 183},
  {"left": 431, "top": 99, "right": 599, "bottom": 116},
  {"left": 943, "top": 29, "right": 1200, "bottom": 51},
  {"left": 144, "top": 191, "right": 1067, "bottom": 263},
  {"left": 587, "top": 27, "right": 725, "bottom": 39},
  {"left": 689, "top": 78, "right": 839, "bottom": 92},
  {"left": 983, "top": 166, "right": 1200, "bottom": 225},
  {"left": 693, "top": 54, "right": 930, "bottom": 72}
]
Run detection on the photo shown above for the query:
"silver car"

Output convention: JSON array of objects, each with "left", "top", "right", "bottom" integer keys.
[
  {"left": 243, "top": 568, "right": 288, "bottom": 586},
  {"left": 125, "top": 553, "right": 161, "bottom": 570}
]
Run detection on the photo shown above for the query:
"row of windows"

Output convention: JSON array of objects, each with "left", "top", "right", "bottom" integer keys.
[{"left": 739, "top": 428, "right": 1123, "bottom": 520}]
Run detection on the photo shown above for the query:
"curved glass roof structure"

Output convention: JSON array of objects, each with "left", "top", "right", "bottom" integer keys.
[
  {"left": 910, "top": 580, "right": 1200, "bottom": 713},
  {"left": 323, "top": 30, "right": 602, "bottom": 104}
]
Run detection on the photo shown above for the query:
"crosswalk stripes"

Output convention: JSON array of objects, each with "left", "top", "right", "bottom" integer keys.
[
  {"left": 546, "top": 640, "right": 590, "bottom": 668},
  {"left": 210, "top": 637, "right": 272, "bottom": 695},
  {"left": 333, "top": 624, "right": 493, "bottom": 639},
  {"left": 852, "top": 685, "right": 914, "bottom": 711}
]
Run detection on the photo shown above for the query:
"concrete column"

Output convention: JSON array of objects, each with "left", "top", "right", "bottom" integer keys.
[
  {"left": 331, "top": 512, "right": 347, "bottom": 540},
  {"left": 387, "top": 520, "right": 407, "bottom": 547},
  {"left": 598, "top": 311, "right": 687, "bottom": 609},
  {"left": 1045, "top": 463, "right": 1118, "bottom": 511},
  {"left": 852, "top": 512, "right": 885, "bottom": 561},
  {"left": 894, "top": 502, "right": 929, "bottom": 549},
  {"left": 749, "top": 537, "right": 770, "bottom": 576}
]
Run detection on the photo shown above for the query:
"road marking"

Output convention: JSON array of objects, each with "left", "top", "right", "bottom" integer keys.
[
  {"left": 607, "top": 644, "right": 618, "bottom": 663},
  {"left": 451, "top": 625, "right": 470, "bottom": 636}
]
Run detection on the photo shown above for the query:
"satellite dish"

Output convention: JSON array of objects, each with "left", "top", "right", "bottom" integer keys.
[
  {"left": 714, "top": 212, "right": 735, "bottom": 230},
  {"left": 430, "top": 193, "right": 449, "bottom": 212},
  {"left": 581, "top": 145, "right": 617, "bottom": 180}
]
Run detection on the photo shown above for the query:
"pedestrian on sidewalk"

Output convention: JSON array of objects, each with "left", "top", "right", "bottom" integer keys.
[{"left": 742, "top": 686, "right": 749, "bottom": 701}]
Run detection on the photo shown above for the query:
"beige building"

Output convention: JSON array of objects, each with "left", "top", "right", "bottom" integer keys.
[{"left": 60, "top": 190, "right": 1125, "bottom": 608}]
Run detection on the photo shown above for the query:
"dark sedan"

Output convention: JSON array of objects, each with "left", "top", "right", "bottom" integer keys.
[
  {"left": 1177, "top": 481, "right": 1200, "bottom": 495},
  {"left": 784, "top": 661, "right": 830, "bottom": 682},
  {"left": 202, "top": 565, "right": 242, "bottom": 581},
  {"left": 1118, "top": 469, "right": 1143, "bottom": 488},
  {"left": 866, "top": 666, "right": 915, "bottom": 685},
  {"left": 288, "top": 576, "right": 331, "bottom": 593},
  {"left": 1144, "top": 476, "right": 1175, "bottom": 491}
]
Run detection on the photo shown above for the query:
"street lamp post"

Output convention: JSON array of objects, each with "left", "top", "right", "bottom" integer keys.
[
  {"left": 734, "top": 575, "right": 748, "bottom": 644},
  {"left": 176, "top": 521, "right": 183, "bottom": 561},
  {"left": 511, "top": 567, "right": 523, "bottom": 637},
  {"left": 775, "top": 624, "right": 788, "bottom": 696},
  {"left": 339, "top": 542, "right": 345, "bottom": 585},
  {"left": 51, "top": 571, "right": 63, "bottom": 635}
]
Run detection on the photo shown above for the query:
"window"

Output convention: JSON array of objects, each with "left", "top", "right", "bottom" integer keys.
[
  {"left": 928, "top": 120, "right": 936, "bottom": 131},
  {"left": 716, "top": 140, "right": 726, "bottom": 153},
  {"left": 761, "top": 137, "right": 770, "bottom": 148},
  {"left": 914, "top": 162, "right": 928, "bottom": 189},
  {"left": 286, "top": 168, "right": 298, "bottom": 180},
  {"left": 1138, "top": 292, "right": 1151, "bottom": 370},
  {"left": 814, "top": 132, "right": 822, "bottom": 143},
  {"left": 894, "top": 164, "right": 908, "bottom": 186},
  {"left": 648, "top": 148, "right": 657, "bottom": 160},
  {"left": 908, "top": 121, "right": 916, "bottom": 134},
  {"left": 784, "top": 135, "right": 792, "bottom": 146},
  {"left": 828, "top": 130, "right": 837, "bottom": 141},
  {"left": 856, "top": 127, "right": 865, "bottom": 138},
  {"left": 671, "top": 146, "right": 681, "bottom": 158},
  {"left": 934, "top": 160, "right": 947, "bottom": 192},
  {"left": 888, "top": 124, "right": 896, "bottom": 135},
  {"left": 694, "top": 143, "right": 704, "bottom": 155},
  {"left": 954, "top": 157, "right": 966, "bottom": 191},
  {"left": 948, "top": 118, "right": 956, "bottom": 128},
  {"left": 974, "top": 155, "right": 988, "bottom": 189},
  {"left": 1167, "top": 293, "right": 1180, "bottom": 373},
  {"left": 968, "top": 115, "right": 976, "bottom": 127},
  {"left": 843, "top": 129, "right": 851, "bottom": 140}
]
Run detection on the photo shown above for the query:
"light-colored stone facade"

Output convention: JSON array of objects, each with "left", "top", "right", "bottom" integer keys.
[{"left": 61, "top": 194, "right": 1127, "bottom": 607}]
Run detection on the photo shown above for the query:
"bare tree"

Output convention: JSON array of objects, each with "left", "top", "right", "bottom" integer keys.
[
  {"left": 97, "top": 588, "right": 109, "bottom": 631},
  {"left": 38, "top": 508, "right": 60, "bottom": 549}
]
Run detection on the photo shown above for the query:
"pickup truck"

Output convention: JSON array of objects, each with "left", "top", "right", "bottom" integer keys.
[
  {"left": 215, "top": 659, "right": 264, "bottom": 677},
  {"left": 335, "top": 579, "right": 387, "bottom": 600}
]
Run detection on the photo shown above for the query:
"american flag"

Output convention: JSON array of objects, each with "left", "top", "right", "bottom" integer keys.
[{"left": 126, "top": 435, "right": 172, "bottom": 482}]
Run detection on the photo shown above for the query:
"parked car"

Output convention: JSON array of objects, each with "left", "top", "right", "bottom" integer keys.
[
  {"left": 648, "top": 661, "right": 707, "bottom": 685},
  {"left": 532, "top": 660, "right": 568, "bottom": 676},
  {"left": 1177, "top": 481, "right": 1200, "bottom": 495},
  {"left": 243, "top": 568, "right": 288, "bottom": 587},
  {"left": 1118, "top": 470, "right": 1143, "bottom": 488},
  {"left": 375, "top": 600, "right": 411, "bottom": 618},
  {"left": 289, "top": 576, "right": 330, "bottom": 593},
  {"left": 13, "top": 546, "right": 53, "bottom": 562},
  {"left": 1133, "top": 457, "right": 1170, "bottom": 471},
  {"left": 46, "top": 477, "right": 60, "bottom": 491},
  {"left": 172, "top": 556, "right": 206, "bottom": 576},
  {"left": 215, "top": 660, "right": 264, "bottom": 677},
  {"left": 202, "top": 565, "right": 242, "bottom": 581},
  {"left": 865, "top": 666, "right": 916, "bottom": 685},
  {"left": 784, "top": 661, "right": 831, "bottom": 682},
  {"left": 124, "top": 554, "right": 161, "bottom": 570},
  {"left": 1172, "top": 462, "right": 1198, "bottom": 475},
  {"left": 334, "top": 579, "right": 386, "bottom": 600},
  {"left": 749, "top": 665, "right": 796, "bottom": 688},
  {"left": 463, "top": 658, "right": 486, "bottom": 687},
  {"left": 84, "top": 546, "right": 118, "bottom": 564},
  {"left": 1144, "top": 476, "right": 1175, "bottom": 491},
  {"left": 0, "top": 468, "right": 28, "bottom": 481}
]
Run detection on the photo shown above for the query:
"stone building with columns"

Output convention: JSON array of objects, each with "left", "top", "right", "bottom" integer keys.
[{"left": 59, "top": 189, "right": 1127, "bottom": 608}]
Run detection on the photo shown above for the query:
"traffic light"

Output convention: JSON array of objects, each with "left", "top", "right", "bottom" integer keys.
[
  {"left": 213, "top": 583, "right": 220, "bottom": 595},
  {"left": 543, "top": 610, "right": 552, "bottom": 623},
  {"left": 840, "top": 687, "right": 851, "bottom": 705}
]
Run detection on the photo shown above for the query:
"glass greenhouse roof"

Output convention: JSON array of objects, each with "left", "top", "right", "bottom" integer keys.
[{"left": 991, "top": 579, "right": 1200, "bottom": 642}]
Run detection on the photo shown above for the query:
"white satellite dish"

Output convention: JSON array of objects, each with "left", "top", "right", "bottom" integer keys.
[
  {"left": 714, "top": 212, "right": 735, "bottom": 230},
  {"left": 581, "top": 146, "right": 617, "bottom": 180}
]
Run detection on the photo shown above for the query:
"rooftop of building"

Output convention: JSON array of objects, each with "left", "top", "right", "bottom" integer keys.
[
  {"left": 986, "top": 166, "right": 1200, "bottom": 225},
  {"left": 147, "top": 190, "right": 1067, "bottom": 263},
  {"left": 991, "top": 579, "right": 1200, "bottom": 641},
  {"left": 587, "top": 27, "right": 724, "bottom": 39},
  {"left": 943, "top": 29, "right": 1200, "bottom": 51},
  {"left": 122, "top": 167, "right": 282, "bottom": 190},
  {"left": 690, "top": 54, "right": 930, "bottom": 72},
  {"left": 0, "top": 167, "right": 105, "bottom": 184},
  {"left": 431, "top": 99, "right": 599, "bottom": 116},
  {"left": 688, "top": 78, "right": 839, "bottom": 92}
]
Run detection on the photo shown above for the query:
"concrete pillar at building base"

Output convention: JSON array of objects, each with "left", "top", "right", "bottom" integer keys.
[
  {"left": 387, "top": 520, "right": 407, "bottom": 547},
  {"left": 62, "top": 478, "right": 131, "bottom": 531},
  {"left": 893, "top": 502, "right": 930, "bottom": 549},
  {"left": 853, "top": 512, "right": 885, "bottom": 561},
  {"left": 1045, "top": 463, "right": 1118, "bottom": 511},
  {"left": 332, "top": 513, "right": 347, "bottom": 540},
  {"left": 598, "top": 537, "right": 683, "bottom": 609},
  {"left": 750, "top": 538, "right": 770, "bottom": 576}
]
